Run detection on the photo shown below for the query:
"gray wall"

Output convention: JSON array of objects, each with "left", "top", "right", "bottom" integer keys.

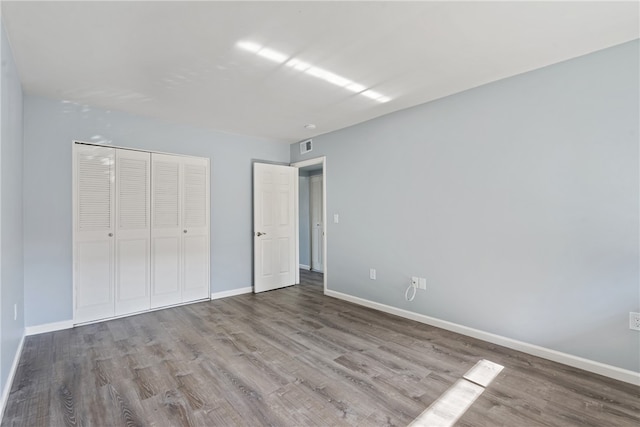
[
  {"left": 291, "top": 40, "right": 640, "bottom": 372},
  {"left": 298, "top": 175, "right": 310, "bottom": 267},
  {"left": 23, "top": 95, "right": 289, "bottom": 327},
  {"left": 1, "top": 21, "right": 25, "bottom": 396}
]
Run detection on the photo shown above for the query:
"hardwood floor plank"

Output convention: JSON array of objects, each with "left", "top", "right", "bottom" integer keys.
[
  {"left": 106, "top": 383, "right": 144, "bottom": 427},
  {"left": 3, "top": 270, "right": 638, "bottom": 426},
  {"left": 198, "top": 358, "right": 285, "bottom": 426},
  {"left": 294, "top": 350, "right": 420, "bottom": 423}
]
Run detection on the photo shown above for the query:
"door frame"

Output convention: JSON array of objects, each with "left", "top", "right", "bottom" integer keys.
[
  {"left": 309, "top": 174, "right": 324, "bottom": 273},
  {"left": 291, "top": 156, "right": 327, "bottom": 293}
]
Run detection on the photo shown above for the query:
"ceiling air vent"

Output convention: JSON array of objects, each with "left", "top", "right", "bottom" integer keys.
[{"left": 300, "top": 139, "right": 313, "bottom": 155}]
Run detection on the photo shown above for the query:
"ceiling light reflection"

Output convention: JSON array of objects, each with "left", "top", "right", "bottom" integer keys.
[
  {"left": 345, "top": 83, "right": 366, "bottom": 93},
  {"left": 256, "top": 48, "right": 288, "bottom": 64},
  {"left": 237, "top": 39, "right": 391, "bottom": 103},
  {"left": 305, "top": 66, "right": 328, "bottom": 79},
  {"left": 320, "top": 72, "right": 351, "bottom": 87},
  {"left": 237, "top": 41, "right": 261, "bottom": 53},
  {"left": 286, "top": 59, "right": 311, "bottom": 71},
  {"left": 362, "top": 90, "right": 383, "bottom": 100}
]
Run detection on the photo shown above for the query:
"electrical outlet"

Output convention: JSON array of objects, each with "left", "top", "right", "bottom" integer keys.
[
  {"left": 370, "top": 269, "right": 376, "bottom": 280},
  {"left": 14, "top": 304, "right": 17, "bottom": 321},
  {"left": 411, "top": 277, "right": 419, "bottom": 287},
  {"left": 630, "top": 312, "right": 640, "bottom": 331}
]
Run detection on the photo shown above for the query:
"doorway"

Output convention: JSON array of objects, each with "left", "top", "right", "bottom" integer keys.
[
  {"left": 292, "top": 157, "right": 326, "bottom": 293},
  {"left": 309, "top": 174, "right": 323, "bottom": 273}
]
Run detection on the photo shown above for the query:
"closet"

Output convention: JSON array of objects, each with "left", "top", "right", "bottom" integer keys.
[{"left": 73, "top": 143, "right": 210, "bottom": 324}]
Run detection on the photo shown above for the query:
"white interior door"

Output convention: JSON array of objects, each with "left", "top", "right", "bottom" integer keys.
[
  {"left": 74, "top": 144, "right": 115, "bottom": 323},
  {"left": 115, "top": 149, "right": 151, "bottom": 316},
  {"left": 254, "top": 163, "right": 297, "bottom": 293},
  {"left": 181, "top": 157, "right": 210, "bottom": 302},
  {"left": 151, "top": 153, "right": 182, "bottom": 308},
  {"left": 310, "top": 174, "right": 324, "bottom": 273}
]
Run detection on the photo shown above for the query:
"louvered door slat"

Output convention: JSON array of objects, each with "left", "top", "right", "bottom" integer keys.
[
  {"left": 77, "top": 148, "right": 114, "bottom": 230},
  {"left": 184, "top": 164, "right": 207, "bottom": 227},
  {"left": 118, "top": 158, "right": 149, "bottom": 230},
  {"left": 153, "top": 161, "right": 180, "bottom": 228}
]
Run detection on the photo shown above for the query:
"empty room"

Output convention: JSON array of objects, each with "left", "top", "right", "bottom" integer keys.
[{"left": 0, "top": 1, "right": 638, "bottom": 426}]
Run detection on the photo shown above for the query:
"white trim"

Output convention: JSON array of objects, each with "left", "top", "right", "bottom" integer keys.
[
  {"left": 73, "top": 140, "right": 206, "bottom": 159},
  {"left": 325, "top": 289, "right": 640, "bottom": 386},
  {"left": 75, "top": 298, "right": 210, "bottom": 327},
  {"left": 299, "top": 264, "right": 310, "bottom": 270},
  {"left": 291, "top": 157, "right": 325, "bottom": 169},
  {"left": 0, "top": 333, "right": 25, "bottom": 420},
  {"left": 211, "top": 287, "right": 253, "bottom": 300},
  {"left": 26, "top": 298, "right": 212, "bottom": 333},
  {"left": 294, "top": 168, "right": 300, "bottom": 285},
  {"left": 25, "top": 320, "right": 74, "bottom": 336}
]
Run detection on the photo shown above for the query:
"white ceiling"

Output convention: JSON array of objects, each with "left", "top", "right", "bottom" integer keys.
[{"left": 2, "top": 1, "right": 638, "bottom": 143}]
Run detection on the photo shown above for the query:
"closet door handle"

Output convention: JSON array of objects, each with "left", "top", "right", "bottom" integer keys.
[
  {"left": 108, "top": 233, "right": 113, "bottom": 237},
  {"left": 183, "top": 230, "right": 188, "bottom": 234}
]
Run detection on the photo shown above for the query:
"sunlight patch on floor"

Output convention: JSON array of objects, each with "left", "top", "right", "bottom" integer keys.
[{"left": 409, "top": 359, "right": 504, "bottom": 427}]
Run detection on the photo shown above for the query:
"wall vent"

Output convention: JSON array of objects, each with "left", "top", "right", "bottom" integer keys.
[{"left": 300, "top": 139, "right": 313, "bottom": 154}]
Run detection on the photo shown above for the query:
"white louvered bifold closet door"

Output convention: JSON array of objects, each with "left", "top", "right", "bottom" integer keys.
[
  {"left": 181, "top": 157, "right": 210, "bottom": 302},
  {"left": 115, "top": 149, "right": 151, "bottom": 316},
  {"left": 74, "top": 145, "right": 116, "bottom": 323},
  {"left": 74, "top": 144, "right": 210, "bottom": 323},
  {"left": 151, "top": 154, "right": 210, "bottom": 307}
]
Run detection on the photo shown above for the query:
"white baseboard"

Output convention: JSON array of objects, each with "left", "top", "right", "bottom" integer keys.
[
  {"left": 325, "top": 289, "right": 640, "bottom": 386},
  {"left": 1, "top": 332, "right": 25, "bottom": 420},
  {"left": 299, "top": 264, "right": 310, "bottom": 270},
  {"left": 211, "top": 287, "right": 253, "bottom": 300},
  {"left": 25, "top": 320, "right": 74, "bottom": 336}
]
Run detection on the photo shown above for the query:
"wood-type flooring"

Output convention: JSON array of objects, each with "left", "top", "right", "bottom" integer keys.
[{"left": 2, "top": 270, "right": 639, "bottom": 426}]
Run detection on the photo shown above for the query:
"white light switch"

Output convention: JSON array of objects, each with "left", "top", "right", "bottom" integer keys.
[
  {"left": 370, "top": 269, "right": 376, "bottom": 280},
  {"left": 334, "top": 214, "right": 339, "bottom": 223}
]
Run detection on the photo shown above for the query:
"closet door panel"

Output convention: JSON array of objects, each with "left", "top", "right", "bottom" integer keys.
[
  {"left": 151, "top": 237, "right": 181, "bottom": 308},
  {"left": 74, "top": 145, "right": 115, "bottom": 323},
  {"left": 182, "top": 157, "right": 210, "bottom": 301},
  {"left": 76, "top": 240, "right": 114, "bottom": 322},
  {"left": 115, "top": 150, "right": 151, "bottom": 315},
  {"left": 116, "top": 239, "right": 148, "bottom": 298},
  {"left": 151, "top": 154, "right": 183, "bottom": 307},
  {"left": 182, "top": 235, "right": 208, "bottom": 301}
]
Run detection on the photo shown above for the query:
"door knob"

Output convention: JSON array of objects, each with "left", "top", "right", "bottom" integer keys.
[
  {"left": 256, "top": 232, "right": 267, "bottom": 236},
  {"left": 183, "top": 230, "right": 188, "bottom": 233},
  {"left": 108, "top": 233, "right": 113, "bottom": 237}
]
